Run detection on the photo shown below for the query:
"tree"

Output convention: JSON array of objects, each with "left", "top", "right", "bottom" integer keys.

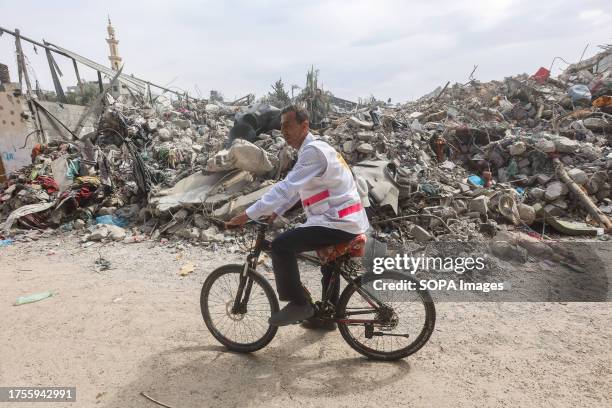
[
  {"left": 295, "top": 66, "right": 331, "bottom": 128},
  {"left": 63, "top": 82, "right": 99, "bottom": 105},
  {"left": 260, "top": 78, "right": 291, "bottom": 108}
]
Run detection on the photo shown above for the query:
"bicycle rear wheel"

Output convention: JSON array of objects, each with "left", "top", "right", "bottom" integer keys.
[
  {"left": 200, "top": 264, "right": 279, "bottom": 353},
  {"left": 336, "top": 271, "right": 436, "bottom": 360}
]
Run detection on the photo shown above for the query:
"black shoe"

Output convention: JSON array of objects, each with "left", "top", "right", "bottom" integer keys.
[
  {"left": 269, "top": 302, "right": 314, "bottom": 327},
  {"left": 301, "top": 317, "right": 337, "bottom": 331}
]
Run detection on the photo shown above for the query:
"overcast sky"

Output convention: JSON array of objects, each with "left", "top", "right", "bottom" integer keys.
[{"left": 1, "top": 0, "right": 610, "bottom": 103}]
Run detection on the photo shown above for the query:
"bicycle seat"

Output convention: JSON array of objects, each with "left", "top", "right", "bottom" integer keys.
[{"left": 316, "top": 234, "right": 367, "bottom": 264}]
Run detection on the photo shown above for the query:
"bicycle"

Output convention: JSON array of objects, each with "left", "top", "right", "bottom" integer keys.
[{"left": 200, "top": 220, "right": 436, "bottom": 361}]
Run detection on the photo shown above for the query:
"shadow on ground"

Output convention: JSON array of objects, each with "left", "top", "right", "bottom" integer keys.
[{"left": 103, "top": 330, "right": 411, "bottom": 407}]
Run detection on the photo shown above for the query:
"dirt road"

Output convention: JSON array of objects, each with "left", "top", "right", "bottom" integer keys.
[{"left": 1, "top": 234, "right": 611, "bottom": 408}]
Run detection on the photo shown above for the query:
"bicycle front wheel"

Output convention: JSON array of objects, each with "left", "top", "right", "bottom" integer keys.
[
  {"left": 337, "top": 271, "right": 436, "bottom": 361},
  {"left": 200, "top": 264, "right": 279, "bottom": 353}
]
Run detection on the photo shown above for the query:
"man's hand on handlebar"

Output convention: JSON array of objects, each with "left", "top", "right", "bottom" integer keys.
[
  {"left": 225, "top": 212, "right": 250, "bottom": 229},
  {"left": 267, "top": 213, "right": 277, "bottom": 224},
  {"left": 224, "top": 211, "right": 278, "bottom": 229}
]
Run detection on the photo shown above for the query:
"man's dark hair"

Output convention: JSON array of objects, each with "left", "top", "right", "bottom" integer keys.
[{"left": 281, "top": 104, "right": 309, "bottom": 124}]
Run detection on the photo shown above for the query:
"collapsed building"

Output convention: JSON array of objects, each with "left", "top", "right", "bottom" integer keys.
[{"left": 1, "top": 27, "right": 611, "bottom": 249}]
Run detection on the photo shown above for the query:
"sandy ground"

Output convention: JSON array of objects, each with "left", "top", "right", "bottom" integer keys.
[{"left": 1, "top": 232, "right": 611, "bottom": 408}]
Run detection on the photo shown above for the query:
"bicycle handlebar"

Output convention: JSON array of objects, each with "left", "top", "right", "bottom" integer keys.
[
  {"left": 249, "top": 219, "right": 270, "bottom": 227},
  {"left": 224, "top": 218, "right": 270, "bottom": 230}
]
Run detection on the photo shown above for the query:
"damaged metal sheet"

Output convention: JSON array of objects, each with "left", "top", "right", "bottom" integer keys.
[
  {"left": 352, "top": 160, "right": 400, "bottom": 214},
  {"left": 150, "top": 171, "right": 247, "bottom": 212},
  {"left": 47, "top": 43, "right": 148, "bottom": 95}
]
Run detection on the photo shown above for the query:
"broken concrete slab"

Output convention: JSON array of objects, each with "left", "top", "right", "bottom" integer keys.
[
  {"left": 554, "top": 136, "right": 579, "bottom": 153},
  {"left": 201, "top": 226, "right": 224, "bottom": 242},
  {"left": 348, "top": 116, "right": 374, "bottom": 129},
  {"left": 193, "top": 213, "right": 207, "bottom": 229},
  {"left": 173, "top": 119, "right": 192, "bottom": 129},
  {"left": 509, "top": 141, "right": 527, "bottom": 156},
  {"left": 410, "top": 225, "right": 433, "bottom": 242},
  {"left": 87, "top": 226, "right": 110, "bottom": 241},
  {"left": 517, "top": 203, "right": 536, "bottom": 225},
  {"left": 567, "top": 168, "right": 588, "bottom": 185},
  {"left": 213, "top": 184, "right": 274, "bottom": 219},
  {"left": 356, "top": 143, "right": 374, "bottom": 154},
  {"left": 545, "top": 181, "right": 569, "bottom": 201},
  {"left": 528, "top": 187, "right": 546, "bottom": 201},
  {"left": 535, "top": 138, "right": 556, "bottom": 153},
  {"left": 158, "top": 128, "right": 171, "bottom": 142},
  {"left": 107, "top": 225, "right": 126, "bottom": 241},
  {"left": 352, "top": 160, "right": 399, "bottom": 214},
  {"left": 150, "top": 171, "right": 229, "bottom": 212},
  {"left": 469, "top": 196, "right": 489, "bottom": 215},
  {"left": 356, "top": 131, "right": 376, "bottom": 141},
  {"left": 343, "top": 140, "right": 355, "bottom": 154}
]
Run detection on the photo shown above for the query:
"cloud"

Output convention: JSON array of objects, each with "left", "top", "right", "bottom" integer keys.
[{"left": 0, "top": 0, "right": 610, "bottom": 103}]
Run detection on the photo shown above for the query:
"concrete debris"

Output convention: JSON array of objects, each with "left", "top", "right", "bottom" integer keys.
[
  {"left": 410, "top": 225, "right": 433, "bottom": 242},
  {"left": 107, "top": 225, "right": 126, "bottom": 241},
  {"left": 545, "top": 181, "right": 569, "bottom": 201},
  {"left": 469, "top": 196, "right": 489, "bottom": 216},
  {"left": 489, "top": 240, "right": 528, "bottom": 263},
  {"left": 2, "top": 45, "right": 612, "bottom": 249},
  {"left": 206, "top": 139, "right": 276, "bottom": 175},
  {"left": 517, "top": 203, "right": 536, "bottom": 225},
  {"left": 567, "top": 168, "right": 588, "bottom": 185},
  {"left": 213, "top": 184, "right": 274, "bottom": 218},
  {"left": 356, "top": 143, "right": 374, "bottom": 154},
  {"left": 554, "top": 137, "right": 579, "bottom": 153},
  {"left": 509, "top": 141, "right": 527, "bottom": 156},
  {"left": 86, "top": 225, "right": 110, "bottom": 241},
  {"left": 535, "top": 139, "right": 556, "bottom": 153},
  {"left": 348, "top": 116, "right": 374, "bottom": 129},
  {"left": 201, "top": 226, "right": 224, "bottom": 242}
]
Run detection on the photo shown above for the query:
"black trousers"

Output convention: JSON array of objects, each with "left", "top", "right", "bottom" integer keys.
[{"left": 270, "top": 226, "right": 358, "bottom": 305}]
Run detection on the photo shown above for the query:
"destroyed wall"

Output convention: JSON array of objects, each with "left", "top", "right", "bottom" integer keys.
[
  {"left": 0, "top": 63, "right": 10, "bottom": 85},
  {"left": 36, "top": 100, "right": 95, "bottom": 141},
  {"left": 0, "top": 90, "right": 37, "bottom": 182},
  {"left": 0, "top": 89, "right": 94, "bottom": 183}
]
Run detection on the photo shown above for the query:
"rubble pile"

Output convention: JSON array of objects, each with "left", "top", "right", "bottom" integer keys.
[
  {"left": 316, "top": 46, "right": 612, "bottom": 243},
  {"left": 1, "top": 46, "right": 611, "bottom": 247}
]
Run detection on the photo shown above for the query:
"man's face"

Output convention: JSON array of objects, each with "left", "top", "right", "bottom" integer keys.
[{"left": 281, "top": 112, "right": 308, "bottom": 149}]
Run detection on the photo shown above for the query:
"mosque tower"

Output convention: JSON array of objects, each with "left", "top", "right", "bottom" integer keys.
[{"left": 106, "top": 17, "right": 122, "bottom": 70}]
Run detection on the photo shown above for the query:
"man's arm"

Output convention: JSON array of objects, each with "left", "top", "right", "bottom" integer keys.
[
  {"left": 246, "top": 146, "right": 325, "bottom": 220},
  {"left": 273, "top": 193, "right": 301, "bottom": 217},
  {"left": 226, "top": 146, "right": 324, "bottom": 226}
]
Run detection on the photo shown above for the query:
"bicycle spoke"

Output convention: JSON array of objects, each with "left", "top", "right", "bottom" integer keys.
[
  {"left": 205, "top": 269, "right": 274, "bottom": 346},
  {"left": 339, "top": 274, "right": 434, "bottom": 357}
]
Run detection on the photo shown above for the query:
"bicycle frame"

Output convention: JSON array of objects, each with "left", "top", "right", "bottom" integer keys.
[{"left": 231, "top": 221, "right": 391, "bottom": 326}]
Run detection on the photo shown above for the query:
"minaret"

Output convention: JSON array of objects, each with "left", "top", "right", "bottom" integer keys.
[{"left": 106, "top": 16, "right": 122, "bottom": 70}]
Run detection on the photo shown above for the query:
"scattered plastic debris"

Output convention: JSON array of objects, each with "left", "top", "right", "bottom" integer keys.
[{"left": 14, "top": 291, "right": 54, "bottom": 306}]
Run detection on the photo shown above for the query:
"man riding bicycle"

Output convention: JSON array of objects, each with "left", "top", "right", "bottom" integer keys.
[{"left": 226, "top": 105, "right": 370, "bottom": 328}]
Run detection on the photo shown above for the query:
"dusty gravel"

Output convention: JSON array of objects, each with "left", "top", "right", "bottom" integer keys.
[{"left": 1, "top": 232, "right": 611, "bottom": 408}]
